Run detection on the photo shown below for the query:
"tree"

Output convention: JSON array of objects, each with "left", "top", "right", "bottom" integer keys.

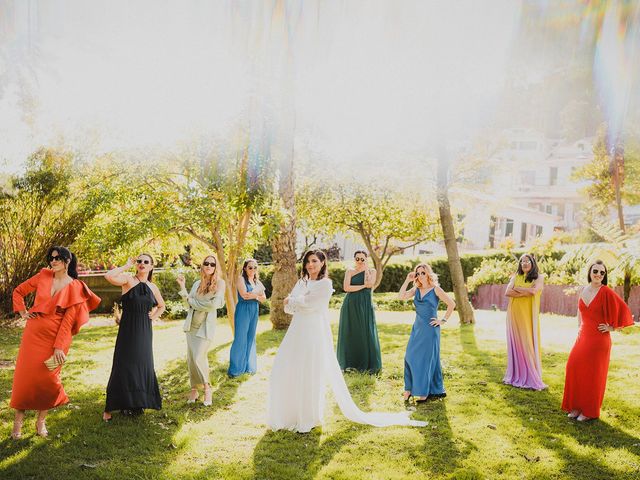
[
  {"left": 297, "top": 183, "right": 440, "bottom": 289},
  {"left": 436, "top": 150, "right": 476, "bottom": 325},
  {"left": 140, "top": 147, "right": 275, "bottom": 328},
  {"left": 269, "top": 161, "right": 298, "bottom": 330},
  {"left": 0, "top": 148, "right": 117, "bottom": 320},
  {"left": 572, "top": 128, "right": 640, "bottom": 301}
]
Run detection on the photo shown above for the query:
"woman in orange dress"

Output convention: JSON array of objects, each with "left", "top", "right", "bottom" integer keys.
[
  {"left": 562, "top": 260, "right": 634, "bottom": 422},
  {"left": 10, "top": 246, "right": 100, "bottom": 439}
]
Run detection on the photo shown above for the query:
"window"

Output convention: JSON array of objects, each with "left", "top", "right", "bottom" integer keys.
[
  {"left": 520, "top": 222, "right": 528, "bottom": 243},
  {"left": 535, "top": 225, "right": 543, "bottom": 237},
  {"left": 549, "top": 167, "right": 558, "bottom": 186},
  {"left": 489, "top": 215, "right": 497, "bottom": 248},
  {"left": 545, "top": 204, "right": 553, "bottom": 214},
  {"left": 558, "top": 203, "right": 565, "bottom": 218},
  {"left": 578, "top": 143, "right": 584, "bottom": 151},
  {"left": 505, "top": 218, "right": 514, "bottom": 237}
]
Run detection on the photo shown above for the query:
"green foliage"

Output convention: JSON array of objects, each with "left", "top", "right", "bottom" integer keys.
[
  {"left": 572, "top": 127, "right": 640, "bottom": 219},
  {"left": 559, "top": 219, "right": 640, "bottom": 287},
  {"left": 467, "top": 258, "right": 514, "bottom": 293},
  {"left": 297, "top": 182, "right": 440, "bottom": 287},
  {"left": 0, "top": 149, "right": 119, "bottom": 320}
]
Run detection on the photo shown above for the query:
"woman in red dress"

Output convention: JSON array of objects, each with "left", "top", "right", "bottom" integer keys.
[
  {"left": 10, "top": 246, "right": 100, "bottom": 439},
  {"left": 562, "top": 260, "right": 633, "bottom": 422}
]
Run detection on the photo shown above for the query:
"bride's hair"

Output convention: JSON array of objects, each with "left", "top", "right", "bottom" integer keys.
[{"left": 301, "top": 249, "right": 328, "bottom": 281}]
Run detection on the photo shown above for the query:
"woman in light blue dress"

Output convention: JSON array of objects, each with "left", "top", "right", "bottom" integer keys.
[
  {"left": 398, "top": 263, "right": 456, "bottom": 402},
  {"left": 228, "top": 259, "right": 267, "bottom": 377}
]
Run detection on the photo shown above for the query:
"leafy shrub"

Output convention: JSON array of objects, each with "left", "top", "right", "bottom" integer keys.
[
  {"left": 153, "top": 269, "right": 199, "bottom": 302},
  {"left": 164, "top": 300, "right": 189, "bottom": 320},
  {"left": 467, "top": 258, "right": 513, "bottom": 293}
]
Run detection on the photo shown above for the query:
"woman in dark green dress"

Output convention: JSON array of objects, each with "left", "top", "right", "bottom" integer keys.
[{"left": 336, "top": 251, "right": 382, "bottom": 373}]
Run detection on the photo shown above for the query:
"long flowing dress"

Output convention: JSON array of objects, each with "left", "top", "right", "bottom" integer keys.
[
  {"left": 562, "top": 286, "right": 633, "bottom": 418},
  {"left": 228, "top": 279, "right": 260, "bottom": 377},
  {"left": 180, "top": 280, "right": 226, "bottom": 387},
  {"left": 11, "top": 268, "right": 101, "bottom": 410},
  {"left": 105, "top": 281, "right": 162, "bottom": 412},
  {"left": 268, "top": 278, "right": 426, "bottom": 433},
  {"left": 503, "top": 274, "right": 547, "bottom": 390},
  {"left": 404, "top": 288, "right": 445, "bottom": 397},
  {"left": 336, "top": 271, "right": 382, "bottom": 373}
]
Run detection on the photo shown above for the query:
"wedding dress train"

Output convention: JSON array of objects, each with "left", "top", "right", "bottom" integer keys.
[{"left": 268, "top": 278, "right": 426, "bottom": 432}]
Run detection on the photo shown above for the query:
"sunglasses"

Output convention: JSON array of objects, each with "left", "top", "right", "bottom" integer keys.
[
  {"left": 48, "top": 255, "right": 64, "bottom": 263},
  {"left": 591, "top": 269, "right": 606, "bottom": 275},
  {"left": 247, "top": 265, "right": 257, "bottom": 270},
  {"left": 355, "top": 257, "right": 366, "bottom": 262},
  {"left": 415, "top": 271, "right": 427, "bottom": 276},
  {"left": 202, "top": 261, "right": 216, "bottom": 267},
  {"left": 136, "top": 259, "right": 151, "bottom": 265}
]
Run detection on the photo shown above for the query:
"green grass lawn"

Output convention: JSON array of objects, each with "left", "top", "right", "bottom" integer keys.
[{"left": 1, "top": 311, "right": 639, "bottom": 480}]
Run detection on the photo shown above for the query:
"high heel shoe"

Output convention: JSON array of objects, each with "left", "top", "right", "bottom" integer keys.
[
  {"left": 187, "top": 388, "right": 199, "bottom": 404},
  {"left": 203, "top": 387, "right": 212, "bottom": 407},
  {"left": 567, "top": 410, "right": 580, "bottom": 419},
  {"left": 103, "top": 412, "right": 112, "bottom": 422},
  {"left": 36, "top": 419, "right": 48, "bottom": 438},
  {"left": 402, "top": 391, "right": 412, "bottom": 402},
  {"left": 11, "top": 418, "right": 23, "bottom": 440}
]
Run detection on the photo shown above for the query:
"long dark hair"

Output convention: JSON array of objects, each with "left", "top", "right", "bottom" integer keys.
[
  {"left": 587, "top": 260, "right": 608, "bottom": 286},
  {"left": 46, "top": 246, "right": 78, "bottom": 279},
  {"left": 301, "top": 250, "right": 328, "bottom": 281},
  {"left": 241, "top": 258, "right": 259, "bottom": 284},
  {"left": 516, "top": 253, "right": 539, "bottom": 283},
  {"left": 353, "top": 250, "right": 368, "bottom": 258},
  {"left": 139, "top": 253, "right": 155, "bottom": 282}
]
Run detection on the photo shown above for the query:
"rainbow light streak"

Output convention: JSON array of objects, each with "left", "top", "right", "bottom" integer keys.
[{"left": 590, "top": 0, "right": 640, "bottom": 145}]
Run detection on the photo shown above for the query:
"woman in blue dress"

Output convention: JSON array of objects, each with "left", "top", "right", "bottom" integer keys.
[
  {"left": 228, "top": 259, "right": 267, "bottom": 377},
  {"left": 398, "top": 263, "right": 456, "bottom": 402}
]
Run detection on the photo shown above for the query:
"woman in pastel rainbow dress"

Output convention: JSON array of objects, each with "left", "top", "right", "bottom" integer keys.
[{"left": 503, "top": 253, "right": 546, "bottom": 390}]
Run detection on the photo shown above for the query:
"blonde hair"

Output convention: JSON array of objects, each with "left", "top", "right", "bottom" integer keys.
[
  {"left": 414, "top": 263, "right": 439, "bottom": 289},
  {"left": 198, "top": 255, "right": 219, "bottom": 295}
]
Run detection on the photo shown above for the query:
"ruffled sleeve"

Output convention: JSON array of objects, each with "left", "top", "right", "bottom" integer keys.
[
  {"left": 52, "top": 280, "right": 101, "bottom": 336},
  {"left": 602, "top": 286, "right": 634, "bottom": 329},
  {"left": 12, "top": 269, "right": 46, "bottom": 312}
]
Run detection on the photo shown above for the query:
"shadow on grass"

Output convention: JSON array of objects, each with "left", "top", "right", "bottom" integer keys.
[
  {"left": 0, "top": 328, "right": 272, "bottom": 480},
  {"left": 459, "top": 324, "right": 640, "bottom": 479},
  {"left": 250, "top": 368, "right": 377, "bottom": 480}
]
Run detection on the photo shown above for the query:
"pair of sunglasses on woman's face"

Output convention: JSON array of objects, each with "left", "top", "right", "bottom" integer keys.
[
  {"left": 355, "top": 257, "right": 366, "bottom": 262},
  {"left": 202, "top": 261, "right": 216, "bottom": 267},
  {"left": 246, "top": 265, "right": 257, "bottom": 271},
  {"left": 48, "top": 255, "right": 64, "bottom": 263},
  {"left": 136, "top": 259, "right": 151, "bottom": 265},
  {"left": 592, "top": 269, "right": 606, "bottom": 275}
]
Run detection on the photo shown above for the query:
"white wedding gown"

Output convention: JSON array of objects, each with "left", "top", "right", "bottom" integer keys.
[{"left": 268, "top": 278, "right": 426, "bottom": 432}]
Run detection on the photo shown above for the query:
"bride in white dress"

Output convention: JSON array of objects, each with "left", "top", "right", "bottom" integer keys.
[{"left": 268, "top": 250, "right": 426, "bottom": 433}]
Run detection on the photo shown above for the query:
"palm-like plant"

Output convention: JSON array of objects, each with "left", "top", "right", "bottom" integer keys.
[{"left": 561, "top": 218, "right": 640, "bottom": 302}]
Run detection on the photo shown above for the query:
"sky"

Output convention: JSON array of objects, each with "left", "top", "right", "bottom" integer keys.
[{"left": 0, "top": 0, "right": 638, "bottom": 176}]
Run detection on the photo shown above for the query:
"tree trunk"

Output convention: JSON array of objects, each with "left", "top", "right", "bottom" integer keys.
[
  {"left": 436, "top": 154, "right": 475, "bottom": 324},
  {"left": 270, "top": 162, "right": 298, "bottom": 330},
  {"left": 359, "top": 232, "right": 383, "bottom": 290}
]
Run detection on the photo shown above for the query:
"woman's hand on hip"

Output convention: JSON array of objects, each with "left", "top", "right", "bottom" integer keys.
[{"left": 53, "top": 348, "right": 66, "bottom": 364}]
